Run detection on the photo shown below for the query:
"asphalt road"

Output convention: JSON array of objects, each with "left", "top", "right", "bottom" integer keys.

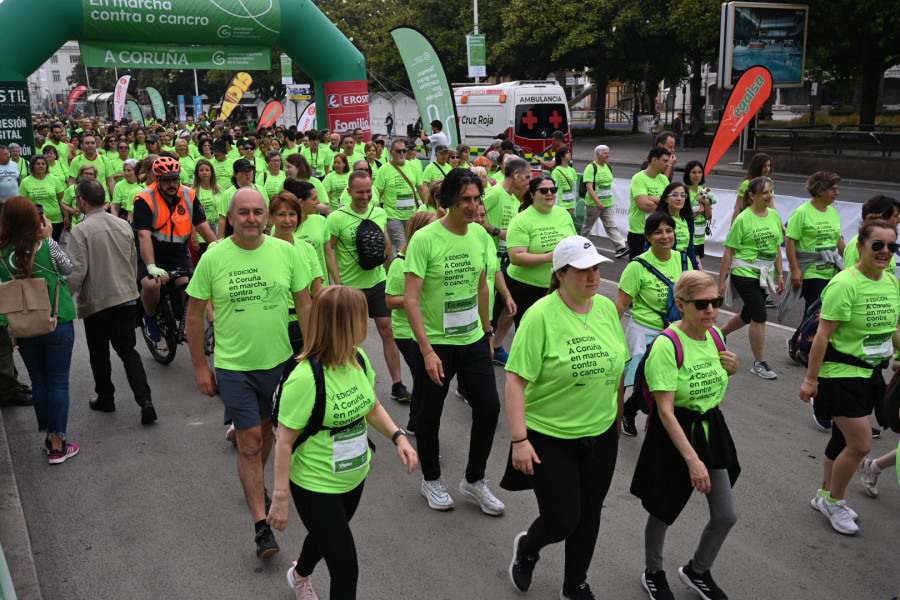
[{"left": 3, "top": 276, "right": 898, "bottom": 600}]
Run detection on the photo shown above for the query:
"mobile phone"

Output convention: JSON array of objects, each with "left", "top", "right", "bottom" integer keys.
[{"left": 36, "top": 204, "right": 44, "bottom": 217}]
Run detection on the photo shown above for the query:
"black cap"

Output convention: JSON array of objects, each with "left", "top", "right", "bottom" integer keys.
[
  {"left": 233, "top": 158, "right": 255, "bottom": 173},
  {"left": 212, "top": 140, "right": 227, "bottom": 154},
  {"left": 146, "top": 134, "right": 161, "bottom": 143}
]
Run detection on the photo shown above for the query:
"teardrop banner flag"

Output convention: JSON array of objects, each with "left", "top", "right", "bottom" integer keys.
[
  {"left": 66, "top": 85, "right": 88, "bottom": 114},
  {"left": 297, "top": 103, "right": 316, "bottom": 132},
  {"left": 220, "top": 72, "right": 253, "bottom": 121},
  {"left": 113, "top": 75, "right": 131, "bottom": 121},
  {"left": 145, "top": 87, "right": 166, "bottom": 121},
  {"left": 704, "top": 66, "right": 772, "bottom": 177},
  {"left": 126, "top": 100, "right": 144, "bottom": 125},
  {"left": 258, "top": 101, "right": 284, "bottom": 128}
]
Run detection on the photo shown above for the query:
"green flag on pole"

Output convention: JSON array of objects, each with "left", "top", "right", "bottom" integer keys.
[{"left": 145, "top": 87, "right": 166, "bottom": 121}]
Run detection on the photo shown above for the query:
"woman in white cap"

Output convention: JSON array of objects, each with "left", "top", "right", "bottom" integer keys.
[{"left": 504, "top": 235, "right": 626, "bottom": 600}]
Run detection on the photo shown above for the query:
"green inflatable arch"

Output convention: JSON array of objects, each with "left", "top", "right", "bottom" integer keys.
[{"left": 0, "top": 0, "right": 371, "bottom": 159}]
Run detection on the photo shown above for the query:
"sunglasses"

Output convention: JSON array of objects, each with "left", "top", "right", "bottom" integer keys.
[
  {"left": 668, "top": 192, "right": 688, "bottom": 199},
  {"left": 680, "top": 296, "right": 725, "bottom": 310},
  {"left": 870, "top": 240, "right": 900, "bottom": 253},
  {"left": 537, "top": 186, "right": 558, "bottom": 194}
]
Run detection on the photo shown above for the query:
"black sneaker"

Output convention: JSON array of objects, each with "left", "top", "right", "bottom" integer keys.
[
  {"left": 140, "top": 401, "right": 157, "bottom": 425},
  {"left": 678, "top": 560, "right": 727, "bottom": 600},
  {"left": 89, "top": 396, "right": 116, "bottom": 413},
  {"left": 508, "top": 531, "right": 539, "bottom": 592},
  {"left": 391, "top": 381, "right": 411, "bottom": 402},
  {"left": 614, "top": 247, "right": 629, "bottom": 259},
  {"left": 560, "top": 582, "right": 596, "bottom": 600},
  {"left": 811, "top": 399, "right": 831, "bottom": 431},
  {"left": 264, "top": 489, "right": 272, "bottom": 516},
  {"left": 872, "top": 427, "right": 881, "bottom": 439},
  {"left": 622, "top": 414, "right": 637, "bottom": 437},
  {"left": 764, "top": 295, "right": 777, "bottom": 309},
  {"left": 255, "top": 524, "right": 279, "bottom": 558},
  {"left": 642, "top": 569, "right": 675, "bottom": 600}
]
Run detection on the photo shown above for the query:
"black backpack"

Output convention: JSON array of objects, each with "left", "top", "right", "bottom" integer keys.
[
  {"left": 633, "top": 252, "right": 689, "bottom": 329},
  {"left": 339, "top": 206, "right": 386, "bottom": 270},
  {"left": 787, "top": 298, "right": 821, "bottom": 367},
  {"left": 578, "top": 162, "right": 613, "bottom": 198},
  {"left": 271, "top": 352, "right": 371, "bottom": 452}
]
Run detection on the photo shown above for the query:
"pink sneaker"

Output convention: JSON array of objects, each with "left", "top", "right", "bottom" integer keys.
[
  {"left": 286, "top": 563, "right": 318, "bottom": 600},
  {"left": 48, "top": 441, "right": 79, "bottom": 465}
]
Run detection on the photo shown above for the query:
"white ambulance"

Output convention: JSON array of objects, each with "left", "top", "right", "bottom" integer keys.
[{"left": 453, "top": 80, "right": 572, "bottom": 168}]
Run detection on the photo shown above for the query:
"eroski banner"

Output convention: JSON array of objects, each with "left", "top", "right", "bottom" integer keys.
[
  {"left": 324, "top": 80, "right": 371, "bottom": 139},
  {"left": 113, "top": 74, "right": 131, "bottom": 121},
  {"left": 705, "top": 65, "right": 772, "bottom": 176}
]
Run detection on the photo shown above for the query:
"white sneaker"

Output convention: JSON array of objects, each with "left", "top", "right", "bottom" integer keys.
[
  {"left": 818, "top": 497, "right": 859, "bottom": 535},
  {"left": 858, "top": 457, "right": 880, "bottom": 498},
  {"left": 751, "top": 361, "right": 777, "bottom": 379},
  {"left": 286, "top": 563, "right": 319, "bottom": 600},
  {"left": 810, "top": 489, "right": 858, "bottom": 520},
  {"left": 459, "top": 478, "right": 506, "bottom": 515},
  {"left": 225, "top": 423, "right": 236, "bottom": 443},
  {"left": 422, "top": 478, "right": 455, "bottom": 510}
]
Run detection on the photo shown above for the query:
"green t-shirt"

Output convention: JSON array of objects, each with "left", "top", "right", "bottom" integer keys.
[
  {"left": 129, "top": 143, "right": 148, "bottom": 161},
  {"left": 326, "top": 204, "right": 388, "bottom": 290},
  {"left": 112, "top": 180, "right": 142, "bottom": 213},
  {"left": 673, "top": 215, "right": 691, "bottom": 255},
  {"left": 582, "top": 162, "right": 614, "bottom": 208},
  {"left": 44, "top": 141, "right": 70, "bottom": 167},
  {"left": 265, "top": 235, "right": 321, "bottom": 313},
  {"left": 688, "top": 188, "right": 717, "bottom": 246},
  {"left": 322, "top": 171, "right": 350, "bottom": 211},
  {"left": 483, "top": 184, "right": 518, "bottom": 252},
  {"left": 48, "top": 162, "right": 68, "bottom": 188},
  {"left": 619, "top": 249, "right": 691, "bottom": 330},
  {"left": 422, "top": 161, "right": 451, "bottom": 184},
  {"left": 69, "top": 154, "right": 110, "bottom": 190},
  {"left": 506, "top": 205, "right": 576, "bottom": 288},
  {"left": 256, "top": 170, "right": 287, "bottom": 201},
  {"left": 19, "top": 175, "right": 65, "bottom": 223},
  {"left": 785, "top": 201, "right": 843, "bottom": 280},
  {"left": 295, "top": 214, "right": 329, "bottom": 286},
  {"left": 820, "top": 267, "right": 900, "bottom": 379},
  {"left": 843, "top": 234, "right": 897, "bottom": 274},
  {"left": 195, "top": 186, "right": 225, "bottom": 243},
  {"left": 107, "top": 156, "right": 126, "bottom": 179},
  {"left": 724, "top": 208, "right": 783, "bottom": 278},
  {"left": 339, "top": 187, "right": 381, "bottom": 212},
  {"left": 211, "top": 157, "right": 234, "bottom": 186},
  {"left": 386, "top": 253, "right": 412, "bottom": 340},
  {"left": 300, "top": 146, "right": 333, "bottom": 178},
  {"left": 505, "top": 292, "right": 627, "bottom": 438},
  {"left": 629, "top": 171, "right": 669, "bottom": 234},
  {"left": 185, "top": 236, "right": 312, "bottom": 371},
  {"left": 177, "top": 155, "right": 196, "bottom": 186},
  {"left": 551, "top": 165, "right": 578, "bottom": 209},
  {"left": 374, "top": 162, "right": 423, "bottom": 220},
  {"left": 277, "top": 350, "right": 376, "bottom": 493},
  {"left": 417, "top": 204, "right": 438, "bottom": 214},
  {"left": 404, "top": 220, "right": 488, "bottom": 346}
]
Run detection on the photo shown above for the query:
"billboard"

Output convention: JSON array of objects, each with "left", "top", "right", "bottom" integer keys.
[
  {"left": 323, "top": 80, "right": 371, "bottom": 139},
  {"left": 718, "top": 2, "right": 808, "bottom": 89}
]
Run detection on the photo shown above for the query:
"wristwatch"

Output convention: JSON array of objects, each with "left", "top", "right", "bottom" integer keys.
[
  {"left": 391, "top": 429, "right": 407, "bottom": 445},
  {"left": 491, "top": 227, "right": 501, "bottom": 237}
]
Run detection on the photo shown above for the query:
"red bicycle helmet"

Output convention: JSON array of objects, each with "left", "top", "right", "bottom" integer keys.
[{"left": 152, "top": 156, "right": 181, "bottom": 178}]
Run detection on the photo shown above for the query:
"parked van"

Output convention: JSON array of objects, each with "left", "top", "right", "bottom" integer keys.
[{"left": 454, "top": 80, "right": 572, "bottom": 168}]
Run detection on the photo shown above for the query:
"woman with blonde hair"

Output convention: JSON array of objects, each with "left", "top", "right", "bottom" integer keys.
[{"left": 267, "top": 285, "right": 417, "bottom": 600}]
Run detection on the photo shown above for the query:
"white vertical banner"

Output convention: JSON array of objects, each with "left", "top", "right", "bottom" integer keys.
[{"left": 113, "top": 75, "right": 131, "bottom": 121}]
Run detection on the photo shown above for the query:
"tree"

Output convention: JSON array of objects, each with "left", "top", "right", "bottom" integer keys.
[{"left": 668, "top": 0, "right": 721, "bottom": 121}]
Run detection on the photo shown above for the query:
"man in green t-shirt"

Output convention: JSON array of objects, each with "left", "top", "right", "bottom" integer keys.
[
  {"left": 300, "top": 130, "right": 332, "bottom": 178},
  {"left": 627, "top": 146, "right": 671, "bottom": 259},
  {"left": 582, "top": 144, "right": 627, "bottom": 258},
  {"left": 45, "top": 123, "right": 70, "bottom": 168},
  {"left": 325, "top": 171, "right": 409, "bottom": 402},
  {"left": 422, "top": 145, "right": 451, "bottom": 184},
  {"left": 375, "top": 139, "right": 429, "bottom": 252},
  {"left": 68, "top": 133, "right": 114, "bottom": 193},
  {"left": 339, "top": 133, "right": 365, "bottom": 163},
  {"left": 185, "top": 187, "right": 312, "bottom": 561}
]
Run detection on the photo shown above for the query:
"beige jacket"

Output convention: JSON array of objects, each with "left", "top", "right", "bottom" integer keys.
[{"left": 66, "top": 209, "right": 139, "bottom": 319}]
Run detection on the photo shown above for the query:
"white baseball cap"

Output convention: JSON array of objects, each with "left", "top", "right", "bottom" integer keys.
[{"left": 552, "top": 236, "right": 612, "bottom": 273}]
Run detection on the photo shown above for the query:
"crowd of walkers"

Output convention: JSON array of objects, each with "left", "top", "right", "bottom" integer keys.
[{"left": 0, "top": 115, "right": 897, "bottom": 600}]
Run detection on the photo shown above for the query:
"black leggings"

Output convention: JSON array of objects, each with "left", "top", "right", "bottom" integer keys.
[
  {"left": 801, "top": 277, "right": 828, "bottom": 317},
  {"left": 825, "top": 422, "right": 846, "bottom": 461},
  {"left": 521, "top": 427, "right": 618, "bottom": 591},
  {"left": 504, "top": 274, "right": 548, "bottom": 329},
  {"left": 291, "top": 480, "right": 366, "bottom": 600}
]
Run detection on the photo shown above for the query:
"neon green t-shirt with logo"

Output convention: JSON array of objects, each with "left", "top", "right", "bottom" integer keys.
[
  {"left": 44, "top": 141, "right": 70, "bottom": 167},
  {"left": 112, "top": 180, "right": 143, "bottom": 213},
  {"left": 404, "top": 220, "right": 488, "bottom": 346},
  {"left": 422, "top": 161, "right": 451, "bottom": 184},
  {"left": 278, "top": 350, "right": 376, "bottom": 493},
  {"left": 178, "top": 155, "right": 196, "bottom": 186},
  {"left": 326, "top": 204, "right": 388, "bottom": 290},
  {"left": 48, "top": 161, "right": 69, "bottom": 187},
  {"left": 322, "top": 171, "right": 350, "bottom": 211},
  {"left": 211, "top": 158, "right": 234, "bottom": 186},
  {"left": 477, "top": 225, "right": 501, "bottom": 314},
  {"left": 195, "top": 186, "right": 225, "bottom": 243},
  {"left": 185, "top": 236, "right": 312, "bottom": 371},
  {"left": 295, "top": 214, "right": 329, "bottom": 286},
  {"left": 19, "top": 175, "right": 65, "bottom": 223},
  {"left": 129, "top": 144, "right": 148, "bottom": 161},
  {"left": 724, "top": 208, "right": 783, "bottom": 278},
  {"left": 673, "top": 215, "right": 691, "bottom": 256},
  {"left": 483, "top": 184, "right": 519, "bottom": 252},
  {"left": 107, "top": 157, "right": 126, "bottom": 180},
  {"left": 505, "top": 292, "right": 627, "bottom": 438},
  {"left": 785, "top": 201, "right": 843, "bottom": 280},
  {"left": 265, "top": 235, "right": 322, "bottom": 312},
  {"left": 619, "top": 249, "right": 691, "bottom": 330},
  {"left": 256, "top": 170, "right": 287, "bottom": 201},
  {"left": 375, "top": 162, "right": 423, "bottom": 220},
  {"left": 301, "top": 146, "right": 333, "bottom": 178},
  {"left": 820, "top": 267, "right": 900, "bottom": 379},
  {"left": 506, "top": 205, "right": 576, "bottom": 288},
  {"left": 843, "top": 235, "right": 897, "bottom": 274},
  {"left": 582, "top": 162, "right": 614, "bottom": 208},
  {"left": 629, "top": 170, "right": 669, "bottom": 234},
  {"left": 551, "top": 165, "right": 578, "bottom": 210},
  {"left": 688, "top": 188, "right": 717, "bottom": 246},
  {"left": 69, "top": 153, "right": 111, "bottom": 191},
  {"left": 386, "top": 253, "right": 412, "bottom": 340}
]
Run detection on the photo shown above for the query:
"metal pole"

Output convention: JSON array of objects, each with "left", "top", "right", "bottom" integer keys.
[
  {"left": 473, "top": 0, "right": 480, "bottom": 84},
  {"left": 84, "top": 65, "right": 91, "bottom": 90},
  {"left": 194, "top": 69, "right": 199, "bottom": 97}
]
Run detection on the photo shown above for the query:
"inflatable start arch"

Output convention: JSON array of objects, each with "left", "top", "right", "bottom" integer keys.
[{"left": 0, "top": 0, "right": 372, "bottom": 159}]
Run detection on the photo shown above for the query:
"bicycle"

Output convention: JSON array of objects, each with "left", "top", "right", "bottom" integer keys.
[{"left": 141, "top": 268, "right": 193, "bottom": 365}]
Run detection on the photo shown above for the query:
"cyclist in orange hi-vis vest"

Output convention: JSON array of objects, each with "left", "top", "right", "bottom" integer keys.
[{"left": 132, "top": 156, "right": 218, "bottom": 342}]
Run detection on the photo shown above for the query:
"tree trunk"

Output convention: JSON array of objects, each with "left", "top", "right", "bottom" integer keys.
[
  {"left": 592, "top": 70, "right": 608, "bottom": 135},
  {"left": 631, "top": 84, "right": 640, "bottom": 134},
  {"left": 858, "top": 62, "right": 883, "bottom": 131},
  {"left": 690, "top": 56, "right": 704, "bottom": 121}
]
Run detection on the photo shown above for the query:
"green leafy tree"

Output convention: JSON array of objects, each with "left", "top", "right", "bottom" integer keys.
[{"left": 668, "top": 0, "right": 721, "bottom": 121}]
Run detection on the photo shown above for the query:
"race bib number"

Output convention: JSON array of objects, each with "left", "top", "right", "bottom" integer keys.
[
  {"left": 397, "top": 193, "right": 415, "bottom": 210},
  {"left": 862, "top": 333, "right": 894, "bottom": 360},
  {"left": 443, "top": 295, "right": 478, "bottom": 337},
  {"left": 757, "top": 251, "right": 776, "bottom": 262},
  {"left": 332, "top": 421, "right": 369, "bottom": 473},
  {"left": 597, "top": 188, "right": 612, "bottom": 199},
  {"left": 562, "top": 191, "right": 575, "bottom": 202}
]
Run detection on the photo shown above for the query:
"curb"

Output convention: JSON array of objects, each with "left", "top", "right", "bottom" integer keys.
[{"left": 0, "top": 408, "right": 43, "bottom": 600}]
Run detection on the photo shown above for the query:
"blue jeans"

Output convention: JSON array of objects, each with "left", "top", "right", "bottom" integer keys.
[{"left": 16, "top": 321, "right": 75, "bottom": 437}]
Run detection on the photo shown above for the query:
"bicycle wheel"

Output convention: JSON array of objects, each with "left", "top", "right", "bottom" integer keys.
[{"left": 143, "top": 304, "right": 178, "bottom": 365}]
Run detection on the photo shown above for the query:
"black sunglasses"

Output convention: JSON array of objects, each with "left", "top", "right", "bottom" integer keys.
[
  {"left": 680, "top": 296, "right": 725, "bottom": 310},
  {"left": 871, "top": 240, "right": 900, "bottom": 253},
  {"left": 537, "top": 186, "right": 558, "bottom": 194}
]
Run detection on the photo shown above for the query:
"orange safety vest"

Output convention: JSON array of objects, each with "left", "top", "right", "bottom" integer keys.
[{"left": 135, "top": 182, "right": 195, "bottom": 244}]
